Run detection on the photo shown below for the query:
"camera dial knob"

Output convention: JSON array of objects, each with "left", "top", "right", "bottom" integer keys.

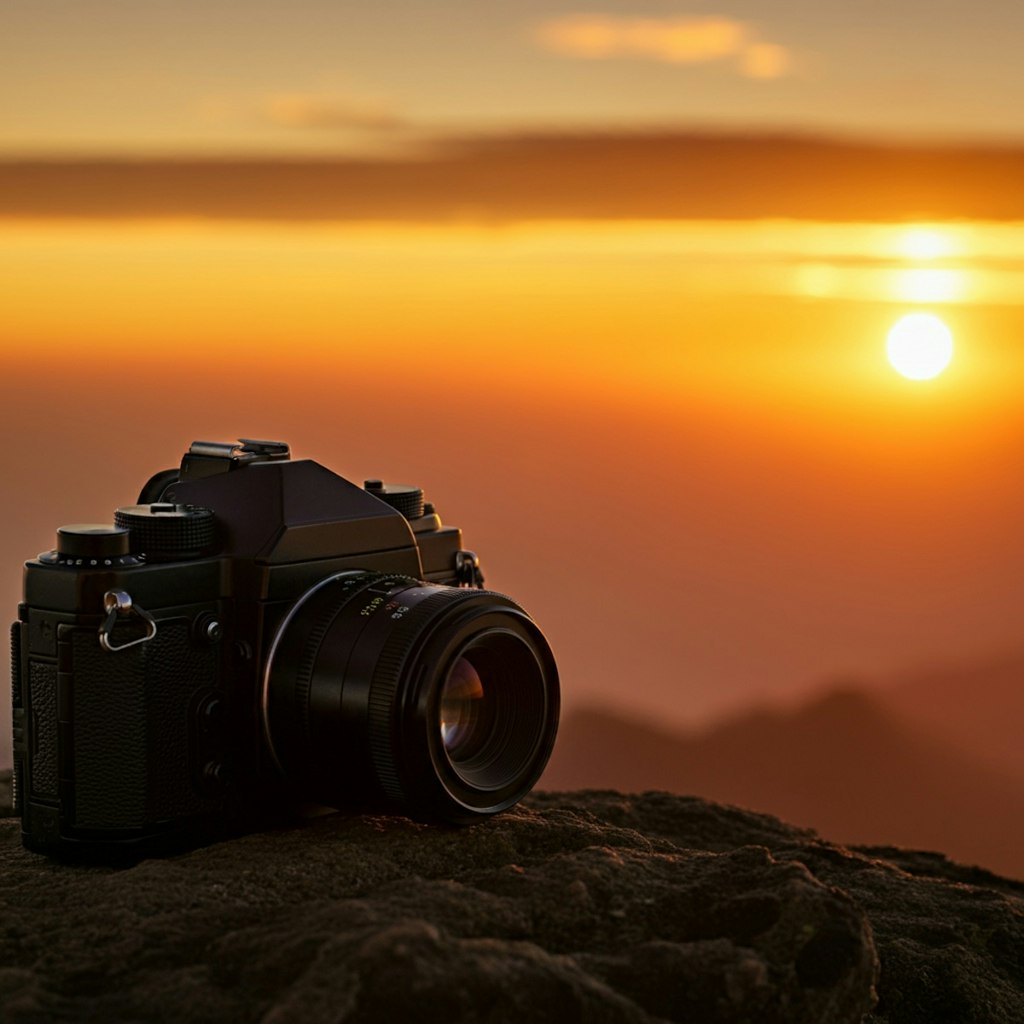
[
  {"left": 113, "top": 503, "right": 216, "bottom": 561},
  {"left": 47, "top": 524, "right": 139, "bottom": 567},
  {"left": 363, "top": 480, "right": 425, "bottom": 520}
]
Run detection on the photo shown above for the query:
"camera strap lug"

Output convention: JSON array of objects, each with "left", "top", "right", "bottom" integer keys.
[
  {"left": 455, "top": 550, "right": 485, "bottom": 589},
  {"left": 98, "top": 590, "right": 158, "bottom": 653}
]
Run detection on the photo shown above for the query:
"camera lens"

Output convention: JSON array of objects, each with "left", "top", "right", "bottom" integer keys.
[
  {"left": 440, "top": 657, "right": 487, "bottom": 759},
  {"left": 438, "top": 635, "right": 550, "bottom": 791},
  {"left": 262, "top": 572, "right": 559, "bottom": 821}
]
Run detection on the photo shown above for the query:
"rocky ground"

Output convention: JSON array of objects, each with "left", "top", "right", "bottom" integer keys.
[{"left": 0, "top": 788, "right": 1021, "bottom": 1022}]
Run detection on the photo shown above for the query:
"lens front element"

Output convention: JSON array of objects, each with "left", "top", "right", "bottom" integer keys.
[
  {"left": 440, "top": 656, "right": 487, "bottom": 761},
  {"left": 437, "top": 633, "right": 550, "bottom": 793}
]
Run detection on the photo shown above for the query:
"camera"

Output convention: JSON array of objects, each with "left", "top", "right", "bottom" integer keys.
[{"left": 12, "top": 439, "right": 559, "bottom": 856}]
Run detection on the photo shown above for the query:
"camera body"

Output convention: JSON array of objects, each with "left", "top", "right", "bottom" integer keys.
[{"left": 13, "top": 440, "right": 559, "bottom": 857}]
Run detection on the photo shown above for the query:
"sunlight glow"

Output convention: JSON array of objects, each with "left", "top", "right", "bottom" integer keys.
[
  {"left": 892, "top": 267, "right": 966, "bottom": 303},
  {"left": 886, "top": 314, "right": 954, "bottom": 380},
  {"left": 900, "top": 227, "right": 955, "bottom": 261}
]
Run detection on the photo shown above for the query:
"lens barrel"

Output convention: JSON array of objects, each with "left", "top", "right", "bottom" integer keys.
[{"left": 261, "top": 572, "right": 559, "bottom": 821}]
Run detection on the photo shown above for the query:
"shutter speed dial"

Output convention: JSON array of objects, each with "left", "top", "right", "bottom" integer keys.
[{"left": 114, "top": 503, "right": 216, "bottom": 561}]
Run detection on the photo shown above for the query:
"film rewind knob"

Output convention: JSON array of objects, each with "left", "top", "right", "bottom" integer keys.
[{"left": 56, "top": 525, "right": 131, "bottom": 561}]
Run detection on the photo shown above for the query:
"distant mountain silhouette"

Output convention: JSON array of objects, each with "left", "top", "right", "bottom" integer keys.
[
  {"left": 875, "top": 650, "right": 1024, "bottom": 785},
  {"left": 541, "top": 686, "right": 1024, "bottom": 879}
]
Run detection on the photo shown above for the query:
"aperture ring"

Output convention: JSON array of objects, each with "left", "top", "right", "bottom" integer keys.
[
  {"left": 263, "top": 571, "right": 417, "bottom": 779},
  {"left": 292, "top": 576, "right": 383, "bottom": 758}
]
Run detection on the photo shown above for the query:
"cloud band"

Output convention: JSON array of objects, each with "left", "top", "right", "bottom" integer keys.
[{"left": 537, "top": 14, "right": 791, "bottom": 79}]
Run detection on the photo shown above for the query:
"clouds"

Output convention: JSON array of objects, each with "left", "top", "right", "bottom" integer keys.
[
  {"left": 263, "top": 94, "right": 407, "bottom": 132},
  {"left": 536, "top": 14, "right": 792, "bottom": 80},
  {"left": 9, "top": 133, "right": 1022, "bottom": 223}
]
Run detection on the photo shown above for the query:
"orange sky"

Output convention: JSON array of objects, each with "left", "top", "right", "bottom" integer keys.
[
  {"left": 5, "top": 1, "right": 1024, "bottom": 764},
  {"left": 4, "top": 211, "right": 1024, "bottom": 756}
]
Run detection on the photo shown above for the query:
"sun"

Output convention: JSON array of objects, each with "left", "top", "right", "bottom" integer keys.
[{"left": 886, "top": 313, "right": 954, "bottom": 380}]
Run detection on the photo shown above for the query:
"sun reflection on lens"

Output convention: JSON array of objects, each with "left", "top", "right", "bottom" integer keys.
[{"left": 440, "top": 657, "right": 486, "bottom": 756}]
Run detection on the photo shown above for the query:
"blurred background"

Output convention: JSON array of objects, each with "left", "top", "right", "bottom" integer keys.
[{"left": 4, "top": 1, "right": 1024, "bottom": 876}]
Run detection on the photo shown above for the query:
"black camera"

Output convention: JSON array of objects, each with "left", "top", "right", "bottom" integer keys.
[{"left": 12, "top": 439, "right": 559, "bottom": 857}]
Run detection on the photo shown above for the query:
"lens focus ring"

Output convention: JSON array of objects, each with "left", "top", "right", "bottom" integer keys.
[{"left": 365, "top": 586, "right": 491, "bottom": 802}]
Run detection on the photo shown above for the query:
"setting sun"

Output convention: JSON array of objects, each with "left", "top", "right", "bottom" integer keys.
[{"left": 886, "top": 313, "right": 955, "bottom": 380}]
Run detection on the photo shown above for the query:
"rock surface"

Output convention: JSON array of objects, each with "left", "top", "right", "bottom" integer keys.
[{"left": 1, "top": 790, "right": 1021, "bottom": 1023}]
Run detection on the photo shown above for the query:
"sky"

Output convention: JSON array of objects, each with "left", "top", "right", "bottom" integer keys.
[
  {"left": 5, "top": 0, "right": 1024, "bottom": 156},
  {"left": 4, "top": 215, "right": 1024, "bottom": 754},
  {"left": 4, "top": 2, "right": 1024, "bottom": 767}
]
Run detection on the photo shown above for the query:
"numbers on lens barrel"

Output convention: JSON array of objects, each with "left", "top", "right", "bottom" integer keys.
[{"left": 359, "top": 595, "right": 410, "bottom": 620}]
